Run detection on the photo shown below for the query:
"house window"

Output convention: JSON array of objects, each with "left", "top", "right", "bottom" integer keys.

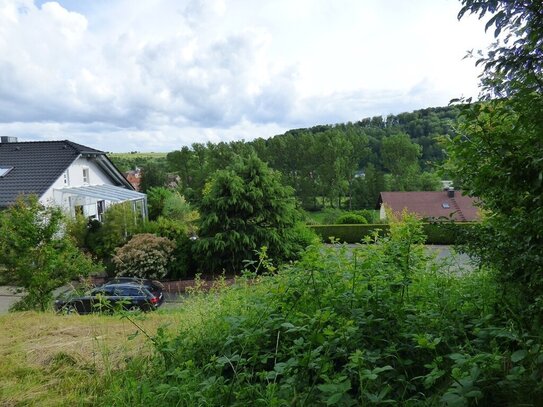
[
  {"left": 442, "top": 202, "right": 450, "bottom": 209},
  {"left": 0, "top": 166, "right": 13, "bottom": 177},
  {"left": 63, "top": 171, "right": 69, "bottom": 185},
  {"left": 82, "top": 168, "right": 90, "bottom": 184}
]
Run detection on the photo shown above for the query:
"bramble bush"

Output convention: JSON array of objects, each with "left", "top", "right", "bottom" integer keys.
[
  {"left": 112, "top": 233, "right": 175, "bottom": 279},
  {"left": 98, "top": 214, "right": 543, "bottom": 405}
]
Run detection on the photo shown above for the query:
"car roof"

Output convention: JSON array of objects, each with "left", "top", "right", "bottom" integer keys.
[{"left": 95, "top": 283, "right": 151, "bottom": 291}]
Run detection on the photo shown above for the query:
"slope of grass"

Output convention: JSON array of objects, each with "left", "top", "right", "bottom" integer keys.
[
  {"left": 0, "top": 309, "right": 185, "bottom": 406},
  {"left": 3, "top": 217, "right": 543, "bottom": 405}
]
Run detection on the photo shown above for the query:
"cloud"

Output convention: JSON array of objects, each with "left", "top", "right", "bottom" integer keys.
[
  {"left": 0, "top": 0, "right": 492, "bottom": 151},
  {"left": 0, "top": 0, "right": 305, "bottom": 135}
]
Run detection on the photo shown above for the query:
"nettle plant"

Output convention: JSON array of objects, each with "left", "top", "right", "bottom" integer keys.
[{"left": 112, "top": 233, "right": 175, "bottom": 279}]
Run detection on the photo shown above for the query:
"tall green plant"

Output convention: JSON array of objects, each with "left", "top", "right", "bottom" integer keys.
[
  {"left": 0, "top": 196, "right": 101, "bottom": 311},
  {"left": 195, "top": 154, "right": 302, "bottom": 273},
  {"left": 450, "top": 0, "right": 543, "bottom": 322}
]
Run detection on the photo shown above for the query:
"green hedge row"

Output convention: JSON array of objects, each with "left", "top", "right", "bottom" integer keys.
[{"left": 309, "top": 223, "right": 477, "bottom": 245}]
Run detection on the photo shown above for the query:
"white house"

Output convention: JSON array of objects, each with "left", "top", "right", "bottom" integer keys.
[{"left": 0, "top": 138, "right": 147, "bottom": 220}]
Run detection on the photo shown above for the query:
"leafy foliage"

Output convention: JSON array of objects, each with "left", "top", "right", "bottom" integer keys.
[
  {"left": 446, "top": 96, "right": 543, "bottom": 320},
  {"left": 336, "top": 212, "right": 368, "bottom": 224},
  {"left": 0, "top": 196, "right": 101, "bottom": 311},
  {"left": 163, "top": 106, "right": 458, "bottom": 210},
  {"left": 459, "top": 0, "right": 543, "bottom": 97},
  {"left": 99, "top": 215, "right": 543, "bottom": 406},
  {"left": 84, "top": 202, "right": 145, "bottom": 262},
  {"left": 451, "top": 0, "right": 543, "bottom": 323},
  {"left": 112, "top": 233, "right": 175, "bottom": 279},
  {"left": 194, "top": 154, "right": 304, "bottom": 273}
]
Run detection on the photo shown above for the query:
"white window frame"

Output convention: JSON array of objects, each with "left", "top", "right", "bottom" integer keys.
[
  {"left": 0, "top": 166, "right": 13, "bottom": 177},
  {"left": 82, "top": 167, "right": 90, "bottom": 184}
]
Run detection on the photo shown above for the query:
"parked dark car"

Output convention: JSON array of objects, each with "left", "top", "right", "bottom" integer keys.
[
  {"left": 103, "top": 277, "right": 164, "bottom": 302},
  {"left": 55, "top": 283, "right": 163, "bottom": 314}
]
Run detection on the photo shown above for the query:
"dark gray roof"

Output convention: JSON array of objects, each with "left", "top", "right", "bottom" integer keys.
[{"left": 0, "top": 140, "right": 114, "bottom": 207}]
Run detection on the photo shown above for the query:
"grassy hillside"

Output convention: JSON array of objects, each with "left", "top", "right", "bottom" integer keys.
[
  {"left": 0, "top": 309, "right": 184, "bottom": 406},
  {"left": 108, "top": 152, "right": 167, "bottom": 159}
]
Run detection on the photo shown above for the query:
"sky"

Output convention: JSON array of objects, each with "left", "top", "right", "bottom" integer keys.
[{"left": 0, "top": 0, "right": 493, "bottom": 152}]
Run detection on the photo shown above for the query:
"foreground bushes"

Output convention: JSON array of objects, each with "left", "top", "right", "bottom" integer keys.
[{"left": 98, "top": 217, "right": 543, "bottom": 406}]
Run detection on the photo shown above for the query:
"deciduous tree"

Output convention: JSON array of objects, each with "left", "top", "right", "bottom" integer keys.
[{"left": 0, "top": 196, "right": 101, "bottom": 311}]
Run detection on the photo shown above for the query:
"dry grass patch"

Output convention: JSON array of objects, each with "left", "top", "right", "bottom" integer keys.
[{"left": 0, "top": 309, "right": 185, "bottom": 406}]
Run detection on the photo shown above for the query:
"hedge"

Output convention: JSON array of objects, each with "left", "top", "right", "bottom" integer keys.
[{"left": 309, "top": 223, "right": 477, "bottom": 245}]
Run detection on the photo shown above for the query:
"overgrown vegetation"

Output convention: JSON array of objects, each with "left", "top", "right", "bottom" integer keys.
[
  {"left": 447, "top": 0, "right": 543, "bottom": 325},
  {"left": 93, "top": 215, "right": 543, "bottom": 406}
]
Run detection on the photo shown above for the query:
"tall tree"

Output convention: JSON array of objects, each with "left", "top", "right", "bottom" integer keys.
[
  {"left": 381, "top": 133, "right": 423, "bottom": 190},
  {"left": 459, "top": 0, "right": 543, "bottom": 97},
  {"left": 195, "top": 154, "right": 301, "bottom": 273},
  {"left": 139, "top": 161, "right": 167, "bottom": 193},
  {"left": 448, "top": 0, "right": 543, "bottom": 322}
]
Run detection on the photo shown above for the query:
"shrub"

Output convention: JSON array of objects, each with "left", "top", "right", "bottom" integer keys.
[
  {"left": 356, "top": 209, "right": 379, "bottom": 223},
  {"left": 85, "top": 202, "right": 145, "bottom": 263},
  {"left": 310, "top": 224, "right": 389, "bottom": 243},
  {"left": 112, "top": 233, "right": 175, "bottom": 279},
  {"left": 320, "top": 207, "right": 344, "bottom": 224},
  {"left": 145, "top": 217, "right": 197, "bottom": 279},
  {"left": 0, "top": 196, "right": 102, "bottom": 311},
  {"left": 336, "top": 212, "right": 368, "bottom": 224}
]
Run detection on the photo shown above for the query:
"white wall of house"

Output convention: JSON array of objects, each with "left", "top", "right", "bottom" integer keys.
[
  {"left": 40, "top": 156, "right": 119, "bottom": 218},
  {"left": 379, "top": 204, "right": 387, "bottom": 221}
]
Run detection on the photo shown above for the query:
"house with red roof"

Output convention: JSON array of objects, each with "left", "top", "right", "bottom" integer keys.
[{"left": 378, "top": 189, "right": 480, "bottom": 222}]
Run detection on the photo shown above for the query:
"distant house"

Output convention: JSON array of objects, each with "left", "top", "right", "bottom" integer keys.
[
  {"left": 0, "top": 138, "right": 147, "bottom": 220},
  {"left": 377, "top": 189, "right": 479, "bottom": 222},
  {"left": 124, "top": 168, "right": 142, "bottom": 191}
]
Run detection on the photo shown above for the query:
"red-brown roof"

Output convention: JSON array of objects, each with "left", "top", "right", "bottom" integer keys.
[
  {"left": 124, "top": 171, "right": 141, "bottom": 191},
  {"left": 379, "top": 191, "right": 480, "bottom": 222}
]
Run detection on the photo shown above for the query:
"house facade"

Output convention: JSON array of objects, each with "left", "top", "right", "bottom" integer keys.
[
  {"left": 378, "top": 189, "right": 480, "bottom": 222},
  {"left": 0, "top": 139, "right": 147, "bottom": 220}
]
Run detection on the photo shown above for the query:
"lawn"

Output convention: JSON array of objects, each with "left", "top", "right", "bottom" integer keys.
[{"left": 0, "top": 309, "right": 184, "bottom": 406}]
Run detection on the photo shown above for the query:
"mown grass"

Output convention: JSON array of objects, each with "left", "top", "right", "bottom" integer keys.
[{"left": 0, "top": 308, "right": 188, "bottom": 406}]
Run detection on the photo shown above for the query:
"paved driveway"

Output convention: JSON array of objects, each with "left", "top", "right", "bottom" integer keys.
[{"left": 0, "top": 286, "right": 22, "bottom": 314}]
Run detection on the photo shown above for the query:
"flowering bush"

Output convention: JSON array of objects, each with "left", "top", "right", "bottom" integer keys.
[{"left": 112, "top": 233, "right": 175, "bottom": 279}]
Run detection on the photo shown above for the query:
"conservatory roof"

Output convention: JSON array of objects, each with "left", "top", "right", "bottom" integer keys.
[{"left": 55, "top": 184, "right": 146, "bottom": 202}]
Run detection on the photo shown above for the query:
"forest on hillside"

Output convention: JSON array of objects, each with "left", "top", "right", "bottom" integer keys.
[{"left": 111, "top": 105, "right": 460, "bottom": 210}]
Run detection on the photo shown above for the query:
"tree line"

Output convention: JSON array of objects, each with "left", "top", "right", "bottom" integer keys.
[{"left": 113, "top": 105, "right": 460, "bottom": 211}]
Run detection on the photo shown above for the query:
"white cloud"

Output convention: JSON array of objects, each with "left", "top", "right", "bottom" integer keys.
[{"left": 0, "top": 0, "right": 492, "bottom": 151}]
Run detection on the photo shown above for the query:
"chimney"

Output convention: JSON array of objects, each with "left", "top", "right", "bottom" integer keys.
[
  {"left": 0, "top": 137, "right": 18, "bottom": 143},
  {"left": 447, "top": 187, "right": 455, "bottom": 198}
]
